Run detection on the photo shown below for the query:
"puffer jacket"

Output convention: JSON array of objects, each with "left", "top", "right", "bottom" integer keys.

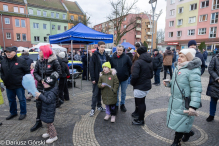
[
  {"left": 163, "top": 50, "right": 173, "bottom": 66},
  {"left": 60, "top": 58, "right": 70, "bottom": 78},
  {"left": 166, "top": 57, "right": 202, "bottom": 133},
  {"left": 34, "top": 53, "right": 61, "bottom": 92},
  {"left": 20, "top": 55, "right": 33, "bottom": 68},
  {"left": 206, "top": 53, "right": 219, "bottom": 98},
  {"left": 98, "top": 69, "right": 119, "bottom": 105},
  {"left": 152, "top": 53, "right": 163, "bottom": 70},
  {"left": 39, "top": 86, "right": 58, "bottom": 123}
]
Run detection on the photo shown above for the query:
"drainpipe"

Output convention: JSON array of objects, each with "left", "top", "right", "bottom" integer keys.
[
  {"left": 1, "top": 14, "right": 5, "bottom": 50},
  {"left": 50, "top": 20, "right": 51, "bottom": 36}
]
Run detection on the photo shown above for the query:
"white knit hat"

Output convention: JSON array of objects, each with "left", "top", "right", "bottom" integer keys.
[
  {"left": 179, "top": 48, "right": 196, "bottom": 61},
  {"left": 58, "top": 52, "right": 65, "bottom": 59}
]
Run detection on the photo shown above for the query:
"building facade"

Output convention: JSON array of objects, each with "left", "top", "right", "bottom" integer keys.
[{"left": 165, "top": 0, "right": 219, "bottom": 51}]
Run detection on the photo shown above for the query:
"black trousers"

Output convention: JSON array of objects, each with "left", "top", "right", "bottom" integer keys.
[
  {"left": 164, "top": 65, "right": 172, "bottom": 79},
  {"left": 135, "top": 97, "right": 146, "bottom": 121},
  {"left": 82, "top": 65, "right": 89, "bottom": 80},
  {"left": 59, "top": 78, "right": 69, "bottom": 101}
]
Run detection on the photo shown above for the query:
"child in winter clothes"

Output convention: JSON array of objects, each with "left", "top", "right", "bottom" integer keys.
[
  {"left": 98, "top": 62, "right": 119, "bottom": 123},
  {"left": 35, "top": 72, "right": 59, "bottom": 144}
]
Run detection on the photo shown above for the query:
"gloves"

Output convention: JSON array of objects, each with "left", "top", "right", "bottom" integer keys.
[
  {"left": 67, "top": 75, "right": 70, "bottom": 79},
  {"left": 184, "top": 108, "right": 198, "bottom": 116}
]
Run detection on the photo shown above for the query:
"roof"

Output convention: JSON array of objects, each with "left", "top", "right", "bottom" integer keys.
[
  {"left": 26, "top": 0, "right": 66, "bottom": 12},
  {"left": 63, "top": 0, "right": 84, "bottom": 15},
  {"left": 0, "top": 0, "right": 25, "bottom": 5}
]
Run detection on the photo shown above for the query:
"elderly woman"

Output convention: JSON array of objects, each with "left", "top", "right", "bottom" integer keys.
[{"left": 164, "top": 49, "right": 202, "bottom": 146}]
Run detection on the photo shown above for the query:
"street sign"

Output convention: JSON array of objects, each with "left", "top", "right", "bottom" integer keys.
[{"left": 149, "top": 0, "right": 157, "bottom": 4}]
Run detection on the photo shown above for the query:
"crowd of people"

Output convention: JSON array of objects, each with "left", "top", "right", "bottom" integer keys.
[{"left": 0, "top": 40, "right": 218, "bottom": 146}]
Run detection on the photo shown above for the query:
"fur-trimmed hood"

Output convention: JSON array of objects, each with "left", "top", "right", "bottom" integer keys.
[
  {"left": 40, "top": 53, "right": 57, "bottom": 63},
  {"left": 175, "top": 57, "right": 202, "bottom": 70},
  {"left": 99, "top": 68, "right": 117, "bottom": 77}
]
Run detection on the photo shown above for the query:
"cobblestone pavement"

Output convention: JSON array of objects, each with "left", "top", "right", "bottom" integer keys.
[{"left": 0, "top": 70, "right": 219, "bottom": 146}]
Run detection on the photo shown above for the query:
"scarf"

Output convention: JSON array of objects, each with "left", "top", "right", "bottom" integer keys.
[{"left": 177, "top": 61, "right": 189, "bottom": 70}]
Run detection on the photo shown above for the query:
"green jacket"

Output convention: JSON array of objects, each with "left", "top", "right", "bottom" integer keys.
[
  {"left": 166, "top": 57, "right": 202, "bottom": 133},
  {"left": 98, "top": 69, "right": 119, "bottom": 105}
]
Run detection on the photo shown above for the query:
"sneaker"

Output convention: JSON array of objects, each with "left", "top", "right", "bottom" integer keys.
[
  {"left": 206, "top": 115, "right": 214, "bottom": 122},
  {"left": 111, "top": 116, "right": 116, "bottom": 123},
  {"left": 155, "top": 83, "right": 160, "bottom": 86},
  {"left": 120, "top": 104, "right": 127, "bottom": 112},
  {"left": 46, "top": 136, "right": 58, "bottom": 144},
  {"left": 97, "top": 107, "right": 106, "bottom": 112},
  {"left": 104, "top": 114, "right": 111, "bottom": 121},
  {"left": 42, "top": 133, "right": 50, "bottom": 138},
  {"left": 90, "top": 109, "right": 95, "bottom": 117}
]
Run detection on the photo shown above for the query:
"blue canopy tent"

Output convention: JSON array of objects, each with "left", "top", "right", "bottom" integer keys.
[
  {"left": 49, "top": 23, "right": 113, "bottom": 95},
  {"left": 112, "top": 42, "right": 135, "bottom": 53}
]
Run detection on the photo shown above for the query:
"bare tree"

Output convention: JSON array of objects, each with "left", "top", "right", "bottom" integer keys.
[
  {"left": 107, "top": 0, "right": 139, "bottom": 45},
  {"left": 156, "top": 29, "right": 165, "bottom": 44}
]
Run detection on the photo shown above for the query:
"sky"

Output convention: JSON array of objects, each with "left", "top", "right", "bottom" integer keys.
[{"left": 70, "top": 0, "right": 166, "bottom": 31}]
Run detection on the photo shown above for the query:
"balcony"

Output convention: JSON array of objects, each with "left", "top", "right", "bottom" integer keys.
[
  {"left": 147, "top": 32, "right": 152, "bottom": 35},
  {"left": 147, "top": 25, "right": 152, "bottom": 28},
  {"left": 136, "top": 27, "right": 141, "bottom": 31},
  {"left": 136, "top": 20, "right": 141, "bottom": 24},
  {"left": 136, "top": 35, "right": 141, "bottom": 38},
  {"left": 147, "top": 39, "right": 152, "bottom": 42}
]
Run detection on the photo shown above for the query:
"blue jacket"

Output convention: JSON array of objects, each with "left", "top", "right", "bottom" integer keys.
[
  {"left": 203, "top": 51, "right": 208, "bottom": 60},
  {"left": 172, "top": 51, "right": 177, "bottom": 63},
  {"left": 195, "top": 50, "right": 205, "bottom": 75},
  {"left": 166, "top": 57, "right": 202, "bottom": 133}
]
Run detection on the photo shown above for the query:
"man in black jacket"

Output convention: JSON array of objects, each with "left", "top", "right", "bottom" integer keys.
[
  {"left": 110, "top": 44, "right": 132, "bottom": 112},
  {"left": 188, "top": 40, "right": 205, "bottom": 75},
  {"left": 20, "top": 52, "right": 33, "bottom": 69},
  {"left": 89, "top": 41, "right": 110, "bottom": 116},
  {"left": 1, "top": 46, "right": 30, "bottom": 120},
  {"left": 82, "top": 50, "right": 90, "bottom": 80},
  {"left": 152, "top": 49, "right": 163, "bottom": 86}
]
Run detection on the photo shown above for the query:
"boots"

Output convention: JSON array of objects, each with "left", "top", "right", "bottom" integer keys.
[
  {"left": 206, "top": 115, "right": 214, "bottom": 122},
  {"left": 182, "top": 130, "right": 194, "bottom": 142},
  {"left": 30, "top": 119, "right": 42, "bottom": 132},
  {"left": 171, "top": 132, "right": 183, "bottom": 146}
]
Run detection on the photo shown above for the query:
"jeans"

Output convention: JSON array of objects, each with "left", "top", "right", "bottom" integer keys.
[
  {"left": 116, "top": 79, "right": 128, "bottom": 106},
  {"left": 154, "top": 69, "right": 161, "bottom": 84},
  {"left": 172, "top": 62, "right": 175, "bottom": 72},
  {"left": 210, "top": 97, "right": 218, "bottom": 116},
  {"left": 91, "top": 83, "right": 102, "bottom": 110},
  {"left": 6, "top": 87, "right": 26, "bottom": 115},
  {"left": 164, "top": 66, "right": 172, "bottom": 79},
  {"left": 128, "top": 75, "right": 132, "bottom": 84}
]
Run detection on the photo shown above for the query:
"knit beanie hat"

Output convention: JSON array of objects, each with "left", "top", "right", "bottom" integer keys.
[
  {"left": 58, "top": 52, "right": 65, "bottom": 59},
  {"left": 179, "top": 48, "right": 196, "bottom": 61},
  {"left": 137, "top": 46, "right": 147, "bottom": 55},
  {"left": 188, "top": 40, "right": 197, "bottom": 47},
  {"left": 102, "top": 62, "right": 111, "bottom": 69},
  {"left": 153, "top": 49, "right": 158, "bottom": 52},
  {"left": 166, "top": 47, "right": 171, "bottom": 50},
  {"left": 44, "top": 72, "right": 59, "bottom": 87}
]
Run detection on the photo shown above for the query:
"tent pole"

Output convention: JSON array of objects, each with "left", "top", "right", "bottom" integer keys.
[
  {"left": 87, "top": 45, "right": 89, "bottom": 81},
  {"left": 71, "top": 40, "right": 74, "bottom": 96}
]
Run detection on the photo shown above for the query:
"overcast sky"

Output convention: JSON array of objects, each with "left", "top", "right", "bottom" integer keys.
[{"left": 70, "top": 0, "right": 166, "bottom": 31}]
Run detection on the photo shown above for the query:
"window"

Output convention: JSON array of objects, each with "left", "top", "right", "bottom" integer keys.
[
  {"left": 34, "top": 36, "right": 40, "bottom": 42},
  {"left": 198, "top": 28, "right": 206, "bottom": 35},
  {"left": 33, "top": 23, "right": 39, "bottom": 29},
  {"left": 5, "top": 18, "right": 10, "bottom": 24},
  {"left": 211, "top": 12, "right": 218, "bottom": 24},
  {"left": 14, "top": 7, "right": 18, "bottom": 13},
  {"left": 123, "top": 39, "right": 126, "bottom": 42},
  {"left": 190, "top": 3, "right": 197, "bottom": 10},
  {"left": 169, "top": 32, "right": 173, "bottom": 37},
  {"left": 177, "top": 31, "right": 182, "bottom": 37},
  {"left": 20, "top": 8, "right": 24, "bottom": 13},
  {"left": 37, "top": 10, "right": 41, "bottom": 16},
  {"left": 29, "top": 9, "right": 33, "bottom": 15},
  {"left": 213, "top": 0, "right": 219, "bottom": 10},
  {"left": 199, "top": 14, "right": 208, "bottom": 22},
  {"left": 43, "top": 24, "right": 47, "bottom": 29},
  {"left": 44, "top": 37, "right": 47, "bottom": 42},
  {"left": 52, "top": 25, "right": 55, "bottom": 30},
  {"left": 15, "top": 19, "right": 20, "bottom": 27},
  {"left": 170, "top": 9, "right": 175, "bottom": 16},
  {"left": 51, "top": 12, "right": 54, "bottom": 18},
  {"left": 56, "top": 13, "right": 59, "bottom": 18},
  {"left": 177, "top": 19, "right": 183, "bottom": 26},
  {"left": 170, "top": 0, "right": 175, "bottom": 4},
  {"left": 210, "top": 27, "right": 217, "bottom": 38},
  {"left": 64, "top": 26, "right": 67, "bottom": 31},
  {"left": 6, "top": 33, "right": 11, "bottom": 39},
  {"left": 178, "top": 7, "right": 183, "bottom": 13},
  {"left": 188, "top": 29, "right": 195, "bottom": 35},
  {"left": 169, "top": 21, "right": 174, "bottom": 27},
  {"left": 78, "top": 16, "right": 81, "bottom": 22},
  {"left": 3, "top": 5, "right": 8, "bottom": 11},
  {"left": 58, "top": 25, "right": 61, "bottom": 30},
  {"left": 63, "top": 14, "right": 66, "bottom": 19},
  {"left": 21, "top": 20, "right": 25, "bottom": 27},
  {"left": 43, "top": 11, "right": 47, "bottom": 17},
  {"left": 124, "top": 25, "right": 126, "bottom": 28},
  {"left": 22, "top": 34, "right": 26, "bottom": 41},
  {"left": 71, "top": 15, "right": 74, "bottom": 20},
  {"left": 189, "top": 16, "right": 196, "bottom": 23},
  {"left": 16, "top": 33, "right": 21, "bottom": 41},
  {"left": 201, "top": 0, "right": 209, "bottom": 8}
]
